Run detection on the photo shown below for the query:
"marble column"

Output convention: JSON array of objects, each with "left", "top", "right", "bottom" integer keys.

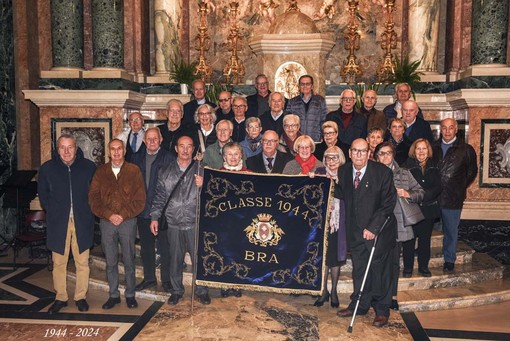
[
  {"left": 91, "top": 0, "right": 124, "bottom": 68},
  {"left": 471, "top": 0, "right": 508, "bottom": 65},
  {"left": 50, "top": 0, "right": 84, "bottom": 69},
  {"left": 154, "top": 0, "right": 182, "bottom": 75},
  {"left": 408, "top": 0, "right": 441, "bottom": 73}
]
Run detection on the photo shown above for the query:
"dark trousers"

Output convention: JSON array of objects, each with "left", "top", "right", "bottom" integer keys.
[
  {"left": 158, "top": 226, "right": 171, "bottom": 284},
  {"left": 348, "top": 242, "right": 393, "bottom": 317},
  {"left": 100, "top": 218, "right": 137, "bottom": 298},
  {"left": 391, "top": 241, "right": 402, "bottom": 297},
  {"left": 163, "top": 228, "right": 207, "bottom": 296},
  {"left": 137, "top": 217, "right": 156, "bottom": 282},
  {"left": 402, "top": 218, "right": 434, "bottom": 270}
]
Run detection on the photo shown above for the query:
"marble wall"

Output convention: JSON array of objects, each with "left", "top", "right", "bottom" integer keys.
[
  {"left": 0, "top": 0, "right": 16, "bottom": 175},
  {"left": 50, "top": 0, "right": 84, "bottom": 68},
  {"left": 91, "top": 0, "right": 124, "bottom": 68}
]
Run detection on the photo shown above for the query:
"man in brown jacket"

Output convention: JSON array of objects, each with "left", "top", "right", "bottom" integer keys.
[{"left": 89, "top": 139, "right": 146, "bottom": 310}]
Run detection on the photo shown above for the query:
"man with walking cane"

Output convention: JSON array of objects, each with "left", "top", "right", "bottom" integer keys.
[{"left": 336, "top": 138, "right": 397, "bottom": 328}]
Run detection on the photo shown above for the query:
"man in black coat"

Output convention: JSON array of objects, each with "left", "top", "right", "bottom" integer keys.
[
  {"left": 246, "top": 130, "right": 292, "bottom": 174},
  {"left": 336, "top": 138, "right": 397, "bottom": 328},
  {"left": 432, "top": 118, "right": 477, "bottom": 272},
  {"left": 246, "top": 74, "right": 271, "bottom": 117},
  {"left": 38, "top": 134, "right": 96, "bottom": 314},
  {"left": 131, "top": 128, "right": 175, "bottom": 292},
  {"left": 183, "top": 79, "right": 215, "bottom": 125},
  {"left": 402, "top": 100, "right": 434, "bottom": 143},
  {"left": 383, "top": 83, "right": 423, "bottom": 123}
]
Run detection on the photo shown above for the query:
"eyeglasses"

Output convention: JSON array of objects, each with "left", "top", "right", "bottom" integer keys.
[
  {"left": 129, "top": 118, "right": 142, "bottom": 123},
  {"left": 342, "top": 97, "right": 355, "bottom": 102},
  {"left": 256, "top": 82, "right": 268, "bottom": 86},
  {"left": 218, "top": 98, "right": 231, "bottom": 103},
  {"left": 262, "top": 139, "right": 278, "bottom": 144},
  {"left": 284, "top": 124, "right": 299, "bottom": 129},
  {"left": 350, "top": 148, "right": 368, "bottom": 155},
  {"left": 378, "top": 151, "right": 393, "bottom": 156},
  {"left": 325, "top": 155, "right": 340, "bottom": 161},
  {"left": 233, "top": 105, "right": 247, "bottom": 109},
  {"left": 323, "top": 131, "right": 337, "bottom": 136}
]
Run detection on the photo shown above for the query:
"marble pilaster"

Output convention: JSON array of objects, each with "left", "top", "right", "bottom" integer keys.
[
  {"left": 408, "top": 0, "right": 441, "bottom": 73},
  {"left": 50, "top": 0, "right": 84, "bottom": 69},
  {"left": 471, "top": 0, "right": 508, "bottom": 65},
  {"left": 91, "top": 0, "right": 124, "bottom": 68},
  {"left": 153, "top": 0, "right": 182, "bottom": 77}
]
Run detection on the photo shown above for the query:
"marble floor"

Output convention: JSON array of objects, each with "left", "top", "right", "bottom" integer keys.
[{"left": 1, "top": 249, "right": 509, "bottom": 340}]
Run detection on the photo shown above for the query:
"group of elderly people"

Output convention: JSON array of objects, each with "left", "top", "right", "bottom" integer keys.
[{"left": 82, "top": 77, "right": 474, "bottom": 328}]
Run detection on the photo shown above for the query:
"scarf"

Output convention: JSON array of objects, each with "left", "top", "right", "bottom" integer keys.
[
  {"left": 222, "top": 160, "right": 244, "bottom": 171},
  {"left": 247, "top": 134, "right": 262, "bottom": 152},
  {"left": 282, "top": 132, "right": 301, "bottom": 154},
  {"left": 296, "top": 154, "right": 318, "bottom": 174}
]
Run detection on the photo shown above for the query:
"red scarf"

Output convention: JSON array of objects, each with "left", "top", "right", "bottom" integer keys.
[{"left": 296, "top": 154, "right": 318, "bottom": 174}]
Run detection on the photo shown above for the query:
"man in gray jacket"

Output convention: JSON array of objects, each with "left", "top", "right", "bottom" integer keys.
[{"left": 150, "top": 135, "right": 210, "bottom": 305}]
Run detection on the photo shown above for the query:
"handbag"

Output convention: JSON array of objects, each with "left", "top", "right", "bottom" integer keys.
[
  {"left": 398, "top": 196, "right": 425, "bottom": 226},
  {"left": 158, "top": 161, "right": 195, "bottom": 231}
]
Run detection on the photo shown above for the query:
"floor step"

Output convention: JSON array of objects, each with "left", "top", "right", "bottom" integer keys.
[{"left": 398, "top": 277, "right": 510, "bottom": 312}]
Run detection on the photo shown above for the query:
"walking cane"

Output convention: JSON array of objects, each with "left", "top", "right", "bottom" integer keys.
[
  {"left": 347, "top": 215, "right": 391, "bottom": 333},
  {"left": 191, "top": 145, "right": 205, "bottom": 315}
]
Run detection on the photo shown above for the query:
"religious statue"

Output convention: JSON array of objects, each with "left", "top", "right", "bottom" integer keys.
[
  {"left": 259, "top": 0, "right": 280, "bottom": 23},
  {"left": 313, "top": 0, "right": 336, "bottom": 20},
  {"left": 201, "top": 0, "right": 216, "bottom": 14}
]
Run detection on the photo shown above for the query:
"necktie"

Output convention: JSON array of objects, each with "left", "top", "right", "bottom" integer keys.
[
  {"left": 267, "top": 157, "right": 274, "bottom": 171},
  {"left": 131, "top": 132, "right": 138, "bottom": 152},
  {"left": 354, "top": 171, "right": 361, "bottom": 189}
]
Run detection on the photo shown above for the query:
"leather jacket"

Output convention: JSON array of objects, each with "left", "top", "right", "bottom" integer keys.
[{"left": 432, "top": 137, "right": 477, "bottom": 209}]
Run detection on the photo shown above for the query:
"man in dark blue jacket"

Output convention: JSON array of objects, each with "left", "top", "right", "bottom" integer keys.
[
  {"left": 131, "top": 128, "right": 175, "bottom": 292},
  {"left": 38, "top": 134, "right": 96, "bottom": 314}
]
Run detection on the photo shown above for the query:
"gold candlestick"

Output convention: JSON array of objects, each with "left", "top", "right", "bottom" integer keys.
[
  {"left": 223, "top": 2, "right": 245, "bottom": 84},
  {"left": 341, "top": 0, "right": 363, "bottom": 84},
  {"left": 194, "top": 0, "right": 213, "bottom": 82},
  {"left": 376, "top": 0, "right": 397, "bottom": 83}
]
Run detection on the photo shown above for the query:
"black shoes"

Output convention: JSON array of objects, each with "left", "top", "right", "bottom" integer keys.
[
  {"left": 168, "top": 294, "right": 182, "bottom": 305},
  {"left": 126, "top": 297, "right": 138, "bottom": 309},
  {"left": 102, "top": 297, "right": 121, "bottom": 310},
  {"left": 330, "top": 292, "right": 339, "bottom": 308},
  {"left": 162, "top": 282, "right": 172, "bottom": 293},
  {"left": 221, "top": 289, "right": 230, "bottom": 298},
  {"left": 418, "top": 268, "right": 432, "bottom": 277},
  {"left": 314, "top": 291, "right": 330, "bottom": 307},
  {"left": 135, "top": 280, "right": 157, "bottom": 291},
  {"left": 231, "top": 289, "right": 242, "bottom": 297},
  {"left": 402, "top": 269, "right": 413, "bottom": 278},
  {"left": 197, "top": 293, "right": 211, "bottom": 305},
  {"left": 75, "top": 299, "right": 89, "bottom": 312},
  {"left": 221, "top": 289, "right": 242, "bottom": 298},
  {"left": 443, "top": 262, "right": 455, "bottom": 272},
  {"left": 48, "top": 300, "right": 68, "bottom": 314},
  {"left": 390, "top": 299, "right": 399, "bottom": 311}
]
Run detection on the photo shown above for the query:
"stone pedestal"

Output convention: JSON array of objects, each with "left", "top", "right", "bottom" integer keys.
[
  {"left": 91, "top": 0, "right": 124, "bottom": 69},
  {"left": 50, "top": 0, "right": 84, "bottom": 69},
  {"left": 249, "top": 34, "right": 335, "bottom": 97}
]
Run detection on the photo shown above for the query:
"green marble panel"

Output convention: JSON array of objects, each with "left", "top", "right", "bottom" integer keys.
[
  {"left": 92, "top": 0, "right": 124, "bottom": 68},
  {"left": 51, "top": 0, "right": 83, "bottom": 68},
  {"left": 471, "top": 0, "right": 509, "bottom": 64}
]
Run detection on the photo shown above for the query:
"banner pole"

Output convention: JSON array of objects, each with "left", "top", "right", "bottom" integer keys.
[{"left": 190, "top": 159, "right": 202, "bottom": 315}]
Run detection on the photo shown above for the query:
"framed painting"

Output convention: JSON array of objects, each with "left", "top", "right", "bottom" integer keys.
[
  {"left": 51, "top": 118, "right": 112, "bottom": 166},
  {"left": 480, "top": 119, "right": 510, "bottom": 188}
]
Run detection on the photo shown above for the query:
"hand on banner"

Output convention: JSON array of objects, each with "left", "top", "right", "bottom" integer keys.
[
  {"left": 150, "top": 220, "right": 159, "bottom": 236},
  {"left": 363, "top": 228, "right": 375, "bottom": 240},
  {"left": 195, "top": 174, "right": 204, "bottom": 187}
]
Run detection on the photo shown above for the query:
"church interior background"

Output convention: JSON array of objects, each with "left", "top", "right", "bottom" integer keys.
[{"left": 0, "top": 0, "right": 510, "bottom": 339}]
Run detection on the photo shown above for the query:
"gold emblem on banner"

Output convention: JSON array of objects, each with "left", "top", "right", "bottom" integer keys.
[{"left": 244, "top": 213, "right": 285, "bottom": 247}]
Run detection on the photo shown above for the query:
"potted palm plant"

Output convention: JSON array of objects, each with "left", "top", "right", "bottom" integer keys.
[
  {"left": 393, "top": 55, "right": 423, "bottom": 97},
  {"left": 170, "top": 59, "right": 198, "bottom": 94}
]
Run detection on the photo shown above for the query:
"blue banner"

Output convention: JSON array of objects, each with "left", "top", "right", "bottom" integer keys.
[{"left": 195, "top": 168, "right": 333, "bottom": 295}]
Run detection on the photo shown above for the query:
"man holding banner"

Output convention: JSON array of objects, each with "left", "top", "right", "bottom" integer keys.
[
  {"left": 149, "top": 135, "right": 211, "bottom": 306},
  {"left": 336, "top": 138, "right": 397, "bottom": 328}
]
